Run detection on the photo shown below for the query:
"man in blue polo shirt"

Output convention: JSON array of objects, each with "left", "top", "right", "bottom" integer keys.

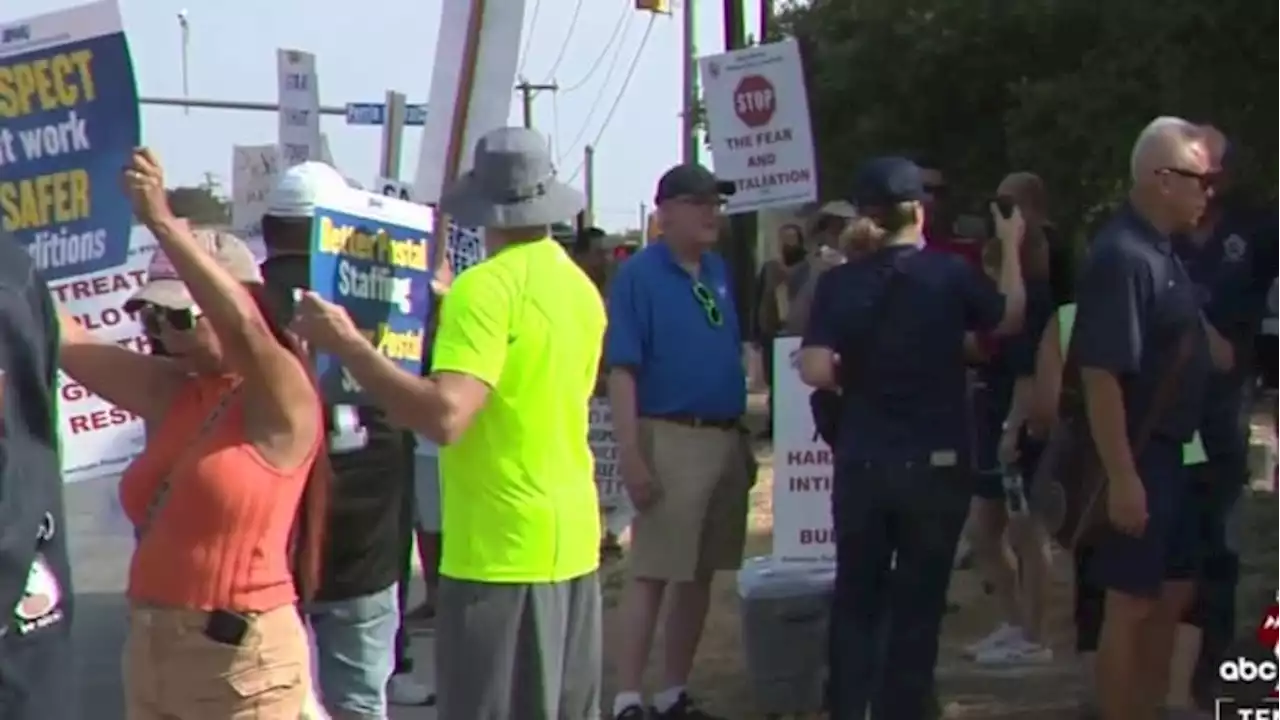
[
  {"left": 799, "top": 157, "right": 1027, "bottom": 719},
  {"left": 606, "top": 164, "right": 750, "bottom": 720},
  {"left": 1072, "top": 117, "right": 1230, "bottom": 720},
  {"left": 1172, "top": 124, "right": 1277, "bottom": 711}
]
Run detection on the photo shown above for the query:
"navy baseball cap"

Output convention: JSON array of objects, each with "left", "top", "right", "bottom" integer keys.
[
  {"left": 655, "top": 164, "right": 737, "bottom": 205},
  {"left": 851, "top": 156, "right": 928, "bottom": 209}
]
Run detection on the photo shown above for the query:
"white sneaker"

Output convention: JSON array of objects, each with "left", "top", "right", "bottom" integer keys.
[
  {"left": 974, "top": 637, "right": 1054, "bottom": 665},
  {"left": 387, "top": 673, "right": 436, "bottom": 706},
  {"left": 963, "top": 623, "right": 1023, "bottom": 658}
]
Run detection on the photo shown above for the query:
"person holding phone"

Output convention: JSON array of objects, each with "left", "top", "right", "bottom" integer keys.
[
  {"left": 54, "top": 149, "right": 329, "bottom": 719},
  {"left": 799, "top": 157, "right": 1026, "bottom": 719}
]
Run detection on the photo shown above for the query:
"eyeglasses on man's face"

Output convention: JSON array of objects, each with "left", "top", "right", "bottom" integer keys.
[
  {"left": 140, "top": 304, "right": 203, "bottom": 336},
  {"left": 691, "top": 280, "right": 724, "bottom": 327},
  {"left": 1156, "top": 166, "right": 1218, "bottom": 192}
]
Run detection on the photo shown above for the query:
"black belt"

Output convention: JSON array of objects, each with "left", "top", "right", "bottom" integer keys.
[{"left": 644, "top": 414, "right": 740, "bottom": 430}]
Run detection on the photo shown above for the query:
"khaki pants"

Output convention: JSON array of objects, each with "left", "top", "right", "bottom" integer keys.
[
  {"left": 123, "top": 603, "right": 309, "bottom": 720},
  {"left": 629, "top": 419, "right": 752, "bottom": 582}
]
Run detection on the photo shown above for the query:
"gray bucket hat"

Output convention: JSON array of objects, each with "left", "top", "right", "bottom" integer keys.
[{"left": 440, "top": 127, "right": 585, "bottom": 229}]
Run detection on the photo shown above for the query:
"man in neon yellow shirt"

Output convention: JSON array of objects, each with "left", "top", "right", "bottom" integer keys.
[{"left": 293, "top": 127, "right": 608, "bottom": 719}]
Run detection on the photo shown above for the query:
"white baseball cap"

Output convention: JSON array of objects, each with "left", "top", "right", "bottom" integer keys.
[{"left": 265, "top": 162, "right": 351, "bottom": 219}]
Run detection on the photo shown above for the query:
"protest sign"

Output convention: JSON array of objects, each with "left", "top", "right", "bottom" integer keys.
[
  {"left": 771, "top": 337, "right": 834, "bottom": 561},
  {"left": 699, "top": 39, "right": 817, "bottom": 215},
  {"left": 589, "top": 398, "right": 634, "bottom": 536},
  {"left": 277, "top": 48, "right": 321, "bottom": 167},
  {"left": 0, "top": 0, "right": 140, "bottom": 281},
  {"left": 52, "top": 226, "right": 156, "bottom": 483},
  {"left": 309, "top": 186, "right": 434, "bottom": 404},
  {"left": 231, "top": 144, "right": 282, "bottom": 240}
]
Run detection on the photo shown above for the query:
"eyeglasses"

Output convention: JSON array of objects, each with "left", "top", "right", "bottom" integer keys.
[
  {"left": 139, "top": 304, "right": 203, "bottom": 335},
  {"left": 691, "top": 280, "right": 723, "bottom": 327},
  {"left": 1156, "top": 167, "right": 1218, "bottom": 190}
]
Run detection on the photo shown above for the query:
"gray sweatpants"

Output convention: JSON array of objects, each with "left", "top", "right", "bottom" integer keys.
[{"left": 436, "top": 571, "right": 602, "bottom": 720}]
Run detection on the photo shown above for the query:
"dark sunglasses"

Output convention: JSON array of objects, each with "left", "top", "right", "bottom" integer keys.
[
  {"left": 1157, "top": 167, "right": 1218, "bottom": 190},
  {"left": 691, "top": 281, "right": 724, "bottom": 328},
  {"left": 139, "top": 304, "right": 202, "bottom": 335}
]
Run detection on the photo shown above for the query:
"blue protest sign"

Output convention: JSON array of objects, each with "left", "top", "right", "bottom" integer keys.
[
  {"left": 309, "top": 188, "right": 435, "bottom": 404},
  {"left": 0, "top": 0, "right": 140, "bottom": 281}
]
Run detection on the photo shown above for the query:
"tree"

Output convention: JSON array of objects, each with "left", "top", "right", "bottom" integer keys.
[
  {"left": 167, "top": 177, "right": 231, "bottom": 227},
  {"left": 775, "top": 0, "right": 1277, "bottom": 239}
]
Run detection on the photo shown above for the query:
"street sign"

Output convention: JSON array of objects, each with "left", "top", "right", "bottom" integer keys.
[
  {"left": 345, "top": 102, "right": 427, "bottom": 126},
  {"left": 733, "top": 74, "right": 775, "bottom": 128}
]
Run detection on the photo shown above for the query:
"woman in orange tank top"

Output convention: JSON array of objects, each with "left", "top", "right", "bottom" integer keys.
[{"left": 56, "top": 149, "right": 329, "bottom": 720}]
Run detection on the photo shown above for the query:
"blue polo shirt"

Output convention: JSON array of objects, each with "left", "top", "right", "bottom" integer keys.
[
  {"left": 802, "top": 244, "right": 1005, "bottom": 466},
  {"left": 1175, "top": 203, "right": 1276, "bottom": 459},
  {"left": 1072, "top": 204, "right": 1211, "bottom": 444},
  {"left": 604, "top": 242, "right": 746, "bottom": 420}
]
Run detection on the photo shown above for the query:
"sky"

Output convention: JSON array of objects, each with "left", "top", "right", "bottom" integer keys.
[{"left": 6, "top": 0, "right": 762, "bottom": 232}]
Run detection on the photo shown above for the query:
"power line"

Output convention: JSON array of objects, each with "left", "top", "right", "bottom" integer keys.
[
  {"left": 539, "top": 0, "right": 588, "bottom": 85},
  {"left": 556, "top": 15, "right": 637, "bottom": 164},
  {"left": 564, "top": 15, "right": 657, "bottom": 185},
  {"left": 516, "top": 0, "right": 543, "bottom": 77},
  {"left": 558, "top": 0, "right": 633, "bottom": 95}
]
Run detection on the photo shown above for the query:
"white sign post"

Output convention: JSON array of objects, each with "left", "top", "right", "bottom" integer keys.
[
  {"left": 771, "top": 337, "right": 834, "bottom": 561},
  {"left": 699, "top": 39, "right": 818, "bottom": 215},
  {"left": 277, "top": 49, "right": 322, "bottom": 167}
]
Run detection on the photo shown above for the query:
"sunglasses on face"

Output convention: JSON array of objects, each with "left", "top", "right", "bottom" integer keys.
[
  {"left": 691, "top": 280, "right": 724, "bottom": 328},
  {"left": 1157, "top": 167, "right": 1218, "bottom": 190},
  {"left": 139, "top": 304, "right": 203, "bottom": 335}
]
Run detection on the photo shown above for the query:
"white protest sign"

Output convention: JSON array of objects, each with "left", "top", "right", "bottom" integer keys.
[
  {"left": 771, "top": 337, "right": 834, "bottom": 561},
  {"left": 231, "top": 144, "right": 281, "bottom": 240},
  {"left": 589, "top": 398, "right": 634, "bottom": 535},
  {"left": 52, "top": 228, "right": 158, "bottom": 483},
  {"left": 699, "top": 39, "right": 818, "bottom": 214},
  {"left": 374, "top": 176, "right": 415, "bottom": 202},
  {"left": 277, "top": 49, "right": 321, "bottom": 167}
]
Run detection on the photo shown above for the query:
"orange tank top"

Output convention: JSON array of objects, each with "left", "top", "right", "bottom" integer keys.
[{"left": 120, "top": 374, "right": 322, "bottom": 612}]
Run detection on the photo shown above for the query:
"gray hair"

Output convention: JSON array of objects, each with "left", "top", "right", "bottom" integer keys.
[{"left": 1129, "top": 116, "right": 1203, "bottom": 182}]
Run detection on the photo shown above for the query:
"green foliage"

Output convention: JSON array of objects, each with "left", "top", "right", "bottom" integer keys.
[
  {"left": 775, "top": 0, "right": 1278, "bottom": 238},
  {"left": 166, "top": 185, "right": 230, "bottom": 226}
]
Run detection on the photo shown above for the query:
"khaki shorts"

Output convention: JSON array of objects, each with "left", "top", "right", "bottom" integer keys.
[
  {"left": 629, "top": 419, "right": 753, "bottom": 582},
  {"left": 123, "top": 603, "right": 309, "bottom": 720}
]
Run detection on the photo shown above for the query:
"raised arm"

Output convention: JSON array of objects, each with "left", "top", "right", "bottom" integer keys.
[
  {"left": 57, "top": 307, "right": 184, "bottom": 423},
  {"left": 124, "top": 149, "right": 317, "bottom": 450}
]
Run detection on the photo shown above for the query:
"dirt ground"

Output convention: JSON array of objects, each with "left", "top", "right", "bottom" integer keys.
[{"left": 596, "top": 403, "right": 1279, "bottom": 719}]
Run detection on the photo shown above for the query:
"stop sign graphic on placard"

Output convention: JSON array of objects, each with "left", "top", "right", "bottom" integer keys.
[{"left": 734, "top": 74, "right": 775, "bottom": 128}]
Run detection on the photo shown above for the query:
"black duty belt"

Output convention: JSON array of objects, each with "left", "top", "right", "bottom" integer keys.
[{"left": 644, "top": 414, "right": 740, "bottom": 430}]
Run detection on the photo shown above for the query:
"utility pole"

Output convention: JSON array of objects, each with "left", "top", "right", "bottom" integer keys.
[
  {"left": 680, "top": 0, "right": 698, "bottom": 164},
  {"left": 380, "top": 90, "right": 407, "bottom": 180},
  {"left": 583, "top": 145, "right": 596, "bottom": 227},
  {"left": 177, "top": 10, "right": 190, "bottom": 115},
  {"left": 722, "top": 0, "right": 753, "bottom": 329},
  {"left": 760, "top": 0, "right": 773, "bottom": 41},
  {"left": 515, "top": 79, "right": 558, "bottom": 129},
  {"left": 639, "top": 201, "right": 648, "bottom": 244}
]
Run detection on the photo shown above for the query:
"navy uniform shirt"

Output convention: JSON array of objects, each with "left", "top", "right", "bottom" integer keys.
[
  {"left": 974, "top": 280, "right": 1054, "bottom": 471},
  {"left": 605, "top": 242, "right": 747, "bottom": 420},
  {"left": 803, "top": 244, "right": 1005, "bottom": 466},
  {"left": 1073, "top": 204, "right": 1211, "bottom": 444},
  {"left": 1176, "top": 202, "right": 1276, "bottom": 459}
]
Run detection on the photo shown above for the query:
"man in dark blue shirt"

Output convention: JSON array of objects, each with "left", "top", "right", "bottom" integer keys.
[
  {"left": 1173, "top": 125, "right": 1277, "bottom": 709},
  {"left": 1071, "top": 117, "right": 1230, "bottom": 720},
  {"left": 799, "top": 157, "right": 1026, "bottom": 719},
  {"left": 605, "top": 164, "right": 750, "bottom": 720}
]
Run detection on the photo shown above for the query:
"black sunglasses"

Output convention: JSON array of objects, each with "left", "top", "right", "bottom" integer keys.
[
  {"left": 1157, "top": 167, "right": 1218, "bottom": 190},
  {"left": 139, "top": 304, "right": 202, "bottom": 335}
]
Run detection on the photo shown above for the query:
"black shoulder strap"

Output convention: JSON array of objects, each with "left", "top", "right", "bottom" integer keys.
[{"left": 839, "top": 248, "right": 917, "bottom": 384}]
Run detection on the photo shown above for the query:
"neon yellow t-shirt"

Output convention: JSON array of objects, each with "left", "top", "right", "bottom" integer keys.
[
  {"left": 432, "top": 239, "right": 607, "bottom": 582},
  {"left": 1056, "top": 304, "right": 1206, "bottom": 465}
]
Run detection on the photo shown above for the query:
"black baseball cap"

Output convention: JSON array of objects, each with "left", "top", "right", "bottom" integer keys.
[
  {"left": 654, "top": 163, "right": 736, "bottom": 205},
  {"left": 851, "top": 156, "right": 928, "bottom": 209}
]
